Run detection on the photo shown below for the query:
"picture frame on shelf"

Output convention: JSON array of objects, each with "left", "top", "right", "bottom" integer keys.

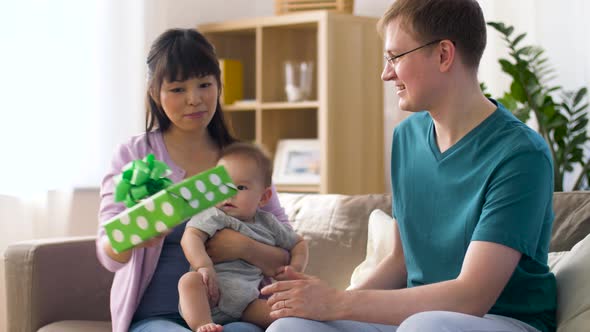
[{"left": 273, "top": 139, "right": 320, "bottom": 185}]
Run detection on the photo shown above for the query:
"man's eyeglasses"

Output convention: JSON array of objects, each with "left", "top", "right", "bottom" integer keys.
[{"left": 383, "top": 39, "right": 442, "bottom": 66}]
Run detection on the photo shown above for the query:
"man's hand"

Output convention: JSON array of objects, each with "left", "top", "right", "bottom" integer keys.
[{"left": 261, "top": 266, "right": 344, "bottom": 321}]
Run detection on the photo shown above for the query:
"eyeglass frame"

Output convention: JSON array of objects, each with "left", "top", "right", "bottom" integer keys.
[{"left": 383, "top": 39, "right": 444, "bottom": 66}]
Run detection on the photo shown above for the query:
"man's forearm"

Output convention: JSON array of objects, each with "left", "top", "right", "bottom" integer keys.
[
  {"left": 349, "top": 252, "right": 406, "bottom": 291},
  {"left": 340, "top": 279, "right": 486, "bottom": 325}
]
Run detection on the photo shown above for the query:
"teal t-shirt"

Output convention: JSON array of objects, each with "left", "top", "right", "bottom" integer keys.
[{"left": 391, "top": 100, "right": 556, "bottom": 332}]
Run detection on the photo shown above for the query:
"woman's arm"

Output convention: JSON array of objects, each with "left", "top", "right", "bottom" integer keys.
[
  {"left": 261, "top": 185, "right": 289, "bottom": 224},
  {"left": 206, "top": 229, "right": 289, "bottom": 277},
  {"left": 262, "top": 241, "right": 521, "bottom": 324},
  {"left": 96, "top": 143, "right": 136, "bottom": 270}
]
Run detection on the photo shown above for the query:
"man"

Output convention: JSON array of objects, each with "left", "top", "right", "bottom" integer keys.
[{"left": 262, "top": 1, "right": 557, "bottom": 331}]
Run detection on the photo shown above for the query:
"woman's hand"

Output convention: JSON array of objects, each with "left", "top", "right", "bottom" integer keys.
[
  {"left": 261, "top": 266, "right": 344, "bottom": 321},
  {"left": 103, "top": 230, "right": 170, "bottom": 263},
  {"left": 205, "top": 228, "right": 250, "bottom": 263},
  {"left": 136, "top": 231, "right": 170, "bottom": 249}
]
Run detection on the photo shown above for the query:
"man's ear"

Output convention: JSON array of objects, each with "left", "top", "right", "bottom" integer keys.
[
  {"left": 258, "top": 186, "right": 273, "bottom": 207},
  {"left": 439, "top": 39, "right": 456, "bottom": 73}
]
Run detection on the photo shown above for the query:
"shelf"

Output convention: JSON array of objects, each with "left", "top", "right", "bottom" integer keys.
[
  {"left": 261, "top": 101, "right": 319, "bottom": 110},
  {"left": 276, "top": 184, "right": 320, "bottom": 193},
  {"left": 223, "top": 101, "right": 319, "bottom": 111},
  {"left": 199, "top": 12, "right": 384, "bottom": 194},
  {"left": 223, "top": 101, "right": 258, "bottom": 112}
]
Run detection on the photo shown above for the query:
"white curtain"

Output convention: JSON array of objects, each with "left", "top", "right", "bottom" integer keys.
[
  {"left": 0, "top": 1, "right": 145, "bottom": 329},
  {"left": 0, "top": 0, "right": 146, "bottom": 196}
]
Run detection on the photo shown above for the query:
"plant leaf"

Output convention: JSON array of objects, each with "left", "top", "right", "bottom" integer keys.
[
  {"left": 511, "top": 33, "right": 527, "bottom": 48},
  {"left": 574, "top": 87, "right": 588, "bottom": 106},
  {"left": 510, "top": 81, "right": 527, "bottom": 103}
]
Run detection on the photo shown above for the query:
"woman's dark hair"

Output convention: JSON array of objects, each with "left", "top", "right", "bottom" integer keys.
[{"left": 145, "top": 28, "right": 236, "bottom": 148}]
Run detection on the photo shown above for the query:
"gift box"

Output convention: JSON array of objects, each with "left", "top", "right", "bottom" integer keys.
[{"left": 103, "top": 160, "right": 237, "bottom": 253}]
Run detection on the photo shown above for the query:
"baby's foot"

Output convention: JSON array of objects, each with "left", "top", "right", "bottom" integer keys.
[{"left": 197, "top": 323, "right": 223, "bottom": 332}]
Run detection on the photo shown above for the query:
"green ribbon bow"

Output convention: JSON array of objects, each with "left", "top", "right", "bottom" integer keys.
[{"left": 114, "top": 153, "right": 173, "bottom": 207}]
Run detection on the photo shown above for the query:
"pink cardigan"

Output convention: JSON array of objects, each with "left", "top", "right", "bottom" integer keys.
[{"left": 96, "top": 131, "right": 288, "bottom": 332}]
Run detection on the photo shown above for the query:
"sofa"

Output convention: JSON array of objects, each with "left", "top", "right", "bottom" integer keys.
[{"left": 4, "top": 192, "right": 590, "bottom": 332}]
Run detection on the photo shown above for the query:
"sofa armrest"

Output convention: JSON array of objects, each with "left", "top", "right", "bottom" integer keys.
[{"left": 4, "top": 236, "right": 113, "bottom": 332}]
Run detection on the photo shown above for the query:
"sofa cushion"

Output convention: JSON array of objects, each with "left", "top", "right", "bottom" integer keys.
[
  {"left": 279, "top": 193, "right": 392, "bottom": 290},
  {"left": 551, "top": 192, "right": 590, "bottom": 251},
  {"left": 548, "top": 233, "right": 590, "bottom": 332}
]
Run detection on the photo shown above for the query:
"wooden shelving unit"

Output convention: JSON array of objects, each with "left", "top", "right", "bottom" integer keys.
[{"left": 199, "top": 11, "right": 384, "bottom": 194}]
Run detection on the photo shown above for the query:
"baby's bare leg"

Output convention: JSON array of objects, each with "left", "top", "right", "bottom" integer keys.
[
  {"left": 241, "top": 299, "right": 274, "bottom": 328},
  {"left": 178, "top": 271, "right": 222, "bottom": 331}
]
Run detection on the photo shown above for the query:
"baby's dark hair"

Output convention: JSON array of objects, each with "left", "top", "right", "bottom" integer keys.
[
  {"left": 144, "top": 28, "right": 236, "bottom": 147},
  {"left": 220, "top": 142, "right": 273, "bottom": 187}
]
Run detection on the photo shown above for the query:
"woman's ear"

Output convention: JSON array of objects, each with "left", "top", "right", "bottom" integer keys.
[
  {"left": 439, "top": 39, "right": 456, "bottom": 73},
  {"left": 148, "top": 86, "right": 160, "bottom": 105},
  {"left": 258, "top": 186, "right": 273, "bottom": 207}
]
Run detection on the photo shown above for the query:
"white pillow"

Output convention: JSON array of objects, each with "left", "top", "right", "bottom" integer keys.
[
  {"left": 549, "top": 233, "right": 590, "bottom": 332},
  {"left": 348, "top": 209, "right": 394, "bottom": 289}
]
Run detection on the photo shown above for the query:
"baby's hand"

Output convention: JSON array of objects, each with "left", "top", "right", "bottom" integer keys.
[
  {"left": 274, "top": 265, "right": 303, "bottom": 281},
  {"left": 197, "top": 266, "right": 220, "bottom": 306}
]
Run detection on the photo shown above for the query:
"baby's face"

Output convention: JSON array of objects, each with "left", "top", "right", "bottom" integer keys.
[{"left": 216, "top": 154, "right": 267, "bottom": 221}]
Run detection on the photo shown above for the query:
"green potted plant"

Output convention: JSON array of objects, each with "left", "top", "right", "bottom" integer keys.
[{"left": 486, "top": 21, "right": 589, "bottom": 191}]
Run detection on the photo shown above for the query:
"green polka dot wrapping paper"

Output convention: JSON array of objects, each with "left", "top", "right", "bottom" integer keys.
[{"left": 103, "top": 165, "right": 237, "bottom": 253}]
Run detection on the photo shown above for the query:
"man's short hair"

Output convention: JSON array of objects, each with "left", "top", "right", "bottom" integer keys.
[
  {"left": 220, "top": 142, "right": 273, "bottom": 187},
  {"left": 378, "top": 0, "right": 486, "bottom": 69}
]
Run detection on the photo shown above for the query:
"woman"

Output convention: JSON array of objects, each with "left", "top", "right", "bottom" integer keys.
[{"left": 96, "top": 28, "right": 289, "bottom": 332}]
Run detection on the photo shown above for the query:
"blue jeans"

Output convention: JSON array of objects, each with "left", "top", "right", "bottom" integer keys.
[
  {"left": 266, "top": 312, "right": 541, "bottom": 332},
  {"left": 129, "top": 314, "right": 263, "bottom": 332}
]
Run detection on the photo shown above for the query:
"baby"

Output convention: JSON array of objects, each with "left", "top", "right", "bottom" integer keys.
[{"left": 179, "top": 142, "right": 308, "bottom": 332}]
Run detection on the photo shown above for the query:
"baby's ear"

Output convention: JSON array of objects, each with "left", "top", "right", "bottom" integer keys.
[{"left": 258, "top": 186, "right": 273, "bottom": 207}]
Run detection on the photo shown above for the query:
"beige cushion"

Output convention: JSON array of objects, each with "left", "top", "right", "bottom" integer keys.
[
  {"left": 551, "top": 192, "right": 590, "bottom": 251},
  {"left": 351, "top": 213, "right": 590, "bottom": 331},
  {"left": 279, "top": 193, "right": 392, "bottom": 290},
  {"left": 349, "top": 209, "right": 394, "bottom": 288},
  {"left": 549, "top": 233, "right": 590, "bottom": 332}
]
